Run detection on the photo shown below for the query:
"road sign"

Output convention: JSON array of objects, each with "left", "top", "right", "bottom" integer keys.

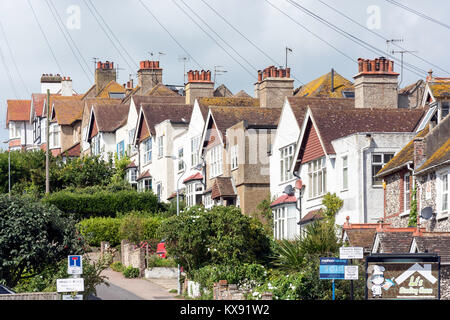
[
  {"left": 345, "top": 265, "right": 359, "bottom": 280},
  {"left": 68, "top": 255, "right": 83, "bottom": 275},
  {"left": 57, "top": 278, "right": 84, "bottom": 293},
  {"left": 340, "top": 247, "right": 364, "bottom": 260},
  {"left": 319, "top": 258, "right": 348, "bottom": 279},
  {"left": 62, "top": 294, "right": 83, "bottom": 300}
]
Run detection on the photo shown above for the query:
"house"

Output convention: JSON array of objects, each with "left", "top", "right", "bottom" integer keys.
[
  {"left": 398, "top": 80, "right": 426, "bottom": 109},
  {"left": 420, "top": 71, "right": 450, "bottom": 125},
  {"left": 133, "top": 103, "right": 193, "bottom": 201},
  {"left": 85, "top": 103, "right": 130, "bottom": 161},
  {"left": 81, "top": 61, "right": 125, "bottom": 100},
  {"left": 48, "top": 97, "right": 84, "bottom": 156},
  {"left": 269, "top": 96, "right": 354, "bottom": 239},
  {"left": 198, "top": 105, "right": 281, "bottom": 215},
  {"left": 6, "top": 100, "right": 33, "bottom": 151},
  {"left": 293, "top": 68, "right": 354, "bottom": 98}
]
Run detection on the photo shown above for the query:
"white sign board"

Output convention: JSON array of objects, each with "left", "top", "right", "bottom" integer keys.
[
  {"left": 62, "top": 294, "right": 83, "bottom": 300},
  {"left": 340, "top": 247, "right": 364, "bottom": 260},
  {"left": 68, "top": 255, "right": 83, "bottom": 275},
  {"left": 57, "top": 278, "right": 84, "bottom": 293},
  {"left": 344, "top": 265, "right": 359, "bottom": 280}
]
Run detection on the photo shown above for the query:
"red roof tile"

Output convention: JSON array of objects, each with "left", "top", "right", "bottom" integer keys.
[
  {"left": 6, "top": 100, "right": 31, "bottom": 125},
  {"left": 270, "top": 194, "right": 297, "bottom": 207},
  {"left": 298, "top": 209, "right": 323, "bottom": 225},
  {"left": 183, "top": 172, "right": 203, "bottom": 184},
  {"left": 136, "top": 170, "right": 151, "bottom": 181}
]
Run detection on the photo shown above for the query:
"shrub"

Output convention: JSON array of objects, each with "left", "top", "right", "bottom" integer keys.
[
  {"left": 123, "top": 266, "right": 140, "bottom": 278},
  {"left": 78, "top": 217, "right": 121, "bottom": 247},
  {"left": 110, "top": 261, "right": 125, "bottom": 272},
  {"left": 43, "top": 189, "right": 159, "bottom": 219},
  {"left": 147, "top": 255, "right": 177, "bottom": 268}
]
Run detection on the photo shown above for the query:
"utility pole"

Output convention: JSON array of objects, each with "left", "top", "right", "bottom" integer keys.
[
  {"left": 391, "top": 49, "right": 418, "bottom": 87},
  {"left": 178, "top": 56, "right": 190, "bottom": 84},
  {"left": 213, "top": 66, "right": 227, "bottom": 84},
  {"left": 385, "top": 39, "right": 403, "bottom": 55},
  {"left": 45, "top": 89, "right": 50, "bottom": 194}
]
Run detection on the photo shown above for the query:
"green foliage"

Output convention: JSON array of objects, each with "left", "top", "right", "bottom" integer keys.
[
  {"left": 408, "top": 184, "right": 418, "bottom": 227},
  {"left": 122, "top": 266, "right": 140, "bottom": 278},
  {"left": 111, "top": 154, "right": 131, "bottom": 184},
  {"left": 110, "top": 261, "right": 125, "bottom": 272},
  {"left": 0, "top": 195, "right": 85, "bottom": 288},
  {"left": 158, "top": 205, "right": 272, "bottom": 278},
  {"left": 321, "top": 192, "right": 344, "bottom": 222},
  {"left": 78, "top": 217, "right": 122, "bottom": 247},
  {"left": 253, "top": 194, "right": 273, "bottom": 236},
  {"left": 43, "top": 189, "right": 159, "bottom": 219},
  {"left": 147, "top": 255, "right": 178, "bottom": 268},
  {"left": 270, "top": 238, "right": 304, "bottom": 271},
  {"left": 118, "top": 213, "right": 163, "bottom": 244}
]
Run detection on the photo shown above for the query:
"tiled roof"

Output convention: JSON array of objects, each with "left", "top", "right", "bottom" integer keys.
[
  {"left": 270, "top": 194, "right": 297, "bottom": 207},
  {"left": 213, "top": 84, "right": 233, "bottom": 97},
  {"left": 126, "top": 160, "right": 137, "bottom": 168},
  {"left": 131, "top": 95, "right": 185, "bottom": 112},
  {"left": 298, "top": 209, "right": 323, "bottom": 225},
  {"left": 197, "top": 97, "right": 260, "bottom": 108},
  {"left": 61, "top": 142, "right": 81, "bottom": 157},
  {"left": 140, "top": 103, "right": 193, "bottom": 136},
  {"left": 211, "top": 177, "right": 236, "bottom": 199},
  {"left": 96, "top": 80, "right": 126, "bottom": 98},
  {"left": 183, "top": 172, "right": 203, "bottom": 184},
  {"left": 294, "top": 70, "right": 354, "bottom": 98},
  {"left": 208, "top": 107, "right": 281, "bottom": 144},
  {"left": 344, "top": 228, "right": 377, "bottom": 253},
  {"left": 287, "top": 96, "right": 354, "bottom": 127},
  {"left": 52, "top": 99, "right": 84, "bottom": 125},
  {"left": 136, "top": 170, "right": 151, "bottom": 181},
  {"left": 81, "top": 84, "right": 97, "bottom": 100},
  {"left": 233, "top": 90, "right": 251, "bottom": 98},
  {"left": 92, "top": 103, "right": 130, "bottom": 132},
  {"left": 144, "top": 83, "right": 181, "bottom": 97},
  {"left": 428, "top": 78, "right": 450, "bottom": 100},
  {"left": 309, "top": 107, "right": 425, "bottom": 155},
  {"left": 399, "top": 80, "right": 424, "bottom": 95},
  {"left": 375, "top": 232, "right": 414, "bottom": 253},
  {"left": 376, "top": 126, "right": 430, "bottom": 177},
  {"left": 31, "top": 93, "right": 46, "bottom": 117},
  {"left": 416, "top": 138, "right": 450, "bottom": 174},
  {"left": 414, "top": 234, "right": 450, "bottom": 264},
  {"left": 6, "top": 100, "right": 31, "bottom": 125}
]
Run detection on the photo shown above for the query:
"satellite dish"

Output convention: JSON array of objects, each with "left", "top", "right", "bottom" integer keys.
[
  {"left": 283, "top": 185, "right": 295, "bottom": 196},
  {"left": 420, "top": 207, "right": 433, "bottom": 220}
]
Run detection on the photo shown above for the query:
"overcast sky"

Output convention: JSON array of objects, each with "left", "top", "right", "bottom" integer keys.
[{"left": 1, "top": 0, "right": 449, "bottom": 149}]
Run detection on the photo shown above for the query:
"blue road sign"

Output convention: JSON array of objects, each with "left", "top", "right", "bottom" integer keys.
[
  {"left": 319, "top": 258, "right": 348, "bottom": 280},
  {"left": 68, "top": 255, "right": 83, "bottom": 275},
  {"left": 69, "top": 255, "right": 82, "bottom": 267}
]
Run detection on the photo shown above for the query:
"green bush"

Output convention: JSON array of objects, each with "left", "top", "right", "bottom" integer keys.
[
  {"left": 123, "top": 266, "right": 140, "bottom": 278},
  {"left": 78, "top": 217, "right": 122, "bottom": 247},
  {"left": 110, "top": 261, "right": 125, "bottom": 272},
  {"left": 43, "top": 189, "right": 160, "bottom": 219},
  {"left": 147, "top": 255, "right": 177, "bottom": 268}
]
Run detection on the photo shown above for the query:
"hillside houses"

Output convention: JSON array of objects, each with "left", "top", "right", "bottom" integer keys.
[{"left": 5, "top": 56, "right": 449, "bottom": 243}]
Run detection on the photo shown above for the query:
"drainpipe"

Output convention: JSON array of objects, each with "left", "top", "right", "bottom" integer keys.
[
  {"left": 406, "top": 162, "right": 417, "bottom": 230},
  {"left": 361, "top": 134, "right": 372, "bottom": 223}
]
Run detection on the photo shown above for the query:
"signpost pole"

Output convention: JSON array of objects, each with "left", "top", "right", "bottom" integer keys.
[
  {"left": 350, "top": 259, "right": 354, "bottom": 300},
  {"left": 332, "top": 279, "right": 335, "bottom": 300}
]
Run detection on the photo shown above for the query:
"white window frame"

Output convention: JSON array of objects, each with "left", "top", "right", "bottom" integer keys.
[
  {"left": 9, "top": 122, "right": 21, "bottom": 139},
  {"left": 204, "top": 193, "right": 213, "bottom": 209},
  {"left": 308, "top": 157, "right": 327, "bottom": 199},
  {"left": 178, "top": 147, "right": 185, "bottom": 172},
  {"left": 143, "top": 138, "right": 152, "bottom": 164},
  {"left": 138, "top": 178, "right": 152, "bottom": 192},
  {"left": 231, "top": 144, "right": 238, "bottom": 170},
  {"left": 128, "top": 128, "right": 136, "bottom": 155},
  {"left": 191, "top": 136, "right": 200, "bottom": 167},
  {"left": 49, "top": 123, "right": 60, "bottom": 149},
  {"left": 372, "top": 153, "right": 394, "bottom": 186},
  {"left": 209, "top": 145, "right": 223, "bottom": 178},
  {"left": 404, "top": 173, "right": 411, "bottom": 215},
  {"left": 342, "top": 155, "right": 348, "bottom": 191},
  {"left": 437, "top": 169, "right": 449, "bottom": 219},
  {"left": 280, "top": 144, "right": 295, "bottom": 183}
]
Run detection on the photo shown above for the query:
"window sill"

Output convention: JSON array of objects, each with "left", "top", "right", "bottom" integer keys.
[
  {"left": 306, "top": 194, "right": 325, "bottom": 201},
  {"left": 399, "top": 211, "right": 410, "bottom": 218},
  {"left": 341, "top": 188, "right": 349, "bottom": 193},
  {"left": 231, "top": 167, "right": 238, "bottom": 171},
  {"left": 371, "top": 185, "right": 383, "bottom": 189},
  {"left": 278, "top": 177, "right": 297, "bottom": 186},
  {"left": 436, "top": 212, "right": 448, "bottom": 221}
]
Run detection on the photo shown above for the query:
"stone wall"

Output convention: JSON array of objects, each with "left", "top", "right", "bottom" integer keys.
[
  {"left": 0, "top": 292, "right": 60, "bottom": 300},
  {"left": 441, "top": 265, "right": 450, "bottom": 300},
  {"left": 212, "top": 280, "right": 272, "bottom": 300},
  {"left": 121, "top": 240, "right": 146, "bottom": 277}
]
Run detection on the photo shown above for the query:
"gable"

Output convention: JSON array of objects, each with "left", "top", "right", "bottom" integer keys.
[
  {"left": 137, "top": 114, "right": 150, "bottom": 142},
  {"left": 298, "top": 119, "right": 325, "bottom": 164},
  {"left": 206, "top": 121, "right": 221, "bottom": 149},
  {"left": 89, "top": 112, "right": 98, "bottom": 140}
]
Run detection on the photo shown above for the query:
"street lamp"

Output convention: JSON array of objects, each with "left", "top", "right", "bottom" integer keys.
[{"left": 2, "top": 140, "right": 11, "bottom": 197}]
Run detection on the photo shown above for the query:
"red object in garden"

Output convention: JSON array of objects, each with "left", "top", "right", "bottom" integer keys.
[{"left": 156, "top": 241, "right": 167, "bottom": 258}]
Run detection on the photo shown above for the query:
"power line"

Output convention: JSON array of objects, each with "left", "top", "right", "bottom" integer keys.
[
  {"left": 199, "top": 0, "right": 304, "bottom": 85},
  {"left": 0, "top": 21, "right": 29, "bottom": 96},
  {"left": 138, "top": 0, "right": 203, "bottom": 69},
  {"left": 317, "top": 0, "right": 450, "bottom": 76},
  {"left": 285, "top": 0, "right": 426, "bottom": 78},
  {"left": 264, "top": 0, "right": 356, "bottom": 63},
  {"left": 82, "top": 0, "right": 135, "bottom": 74},
  {"left": 174, "top": 0, "right": 255, "bottom": 78},
  {"left": 44, "top": 0, "right": 92, "bottom": 83},
  {"left": 86, "top": 0, "right": 138, "bottom": 69},
  {"left": 27, "top": 0, "right": 65, "bottom": 75},
  {"left": 384, "top": 0, "right": 450, "bottom": 30}
]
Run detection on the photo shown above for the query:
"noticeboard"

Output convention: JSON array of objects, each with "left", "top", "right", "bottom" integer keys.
[
  {"left": 366, "top": 254, "right": 440, "bottom": 300},
  {"left": 320, "top": 258, "right": 348, "bottom": 280}
]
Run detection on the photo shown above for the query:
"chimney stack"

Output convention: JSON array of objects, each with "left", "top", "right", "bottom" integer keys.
[
  {"left": 185, "top": 70, "right": 214, "bottom": 105},
  {"left": 354, "top": 57, "right": 399, "bottom": 109},
  {"left": 137, "top": 60, "right": 163, "bottom": 94},
  {"left": 40, "top": 73, "right": 62, "bottom": 94},
  {"left": 61, "top": 76, "right": 73, "bottom": 96},
  {"left": 413, "top": 137, "right": 426, "bottom": 170},
  {"left": 95, "top": 60, "right": 117, "bottom": 95},
  {"left": 254, "top": 66, "right": 293, "bottom": 108}
]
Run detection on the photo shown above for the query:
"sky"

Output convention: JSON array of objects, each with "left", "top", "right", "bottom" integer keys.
[{"left": 1, "top": 0, "right": 449, "bottom": 150}]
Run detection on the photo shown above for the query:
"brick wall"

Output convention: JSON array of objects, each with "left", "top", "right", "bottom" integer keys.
[
  {"left": 0, "top": 292, "right": 60, "bottom": 300},
  {"left": 121, "top": 240, "right": 146, "bottom": 277}
]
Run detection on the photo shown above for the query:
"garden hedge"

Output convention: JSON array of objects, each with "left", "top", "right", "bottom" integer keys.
[{"left": 43, "top": 189, "right": 159, "bottom": 219}]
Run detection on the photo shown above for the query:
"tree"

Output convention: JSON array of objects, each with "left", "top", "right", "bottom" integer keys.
[{"left": 0, "top": 195, "right": 84, "bottom": 287}]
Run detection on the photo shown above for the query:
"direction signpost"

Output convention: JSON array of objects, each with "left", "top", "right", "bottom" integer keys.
[
  {"left": 320, "top": 258, "right": 348, "bottom": 300},
  {"left": 57, "top": 255, "right": 84, "bottom": 300},
  {"left": 339, "top": 247, "right": 363, "bottom": 300}
]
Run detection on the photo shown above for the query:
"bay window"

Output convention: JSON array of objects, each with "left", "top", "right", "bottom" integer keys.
[
  {"left": 308, "top": 157, "right": 327, "bottom": 198},
  {"left": 143, "top": 138, "right": 152, "bottom": 164}
]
